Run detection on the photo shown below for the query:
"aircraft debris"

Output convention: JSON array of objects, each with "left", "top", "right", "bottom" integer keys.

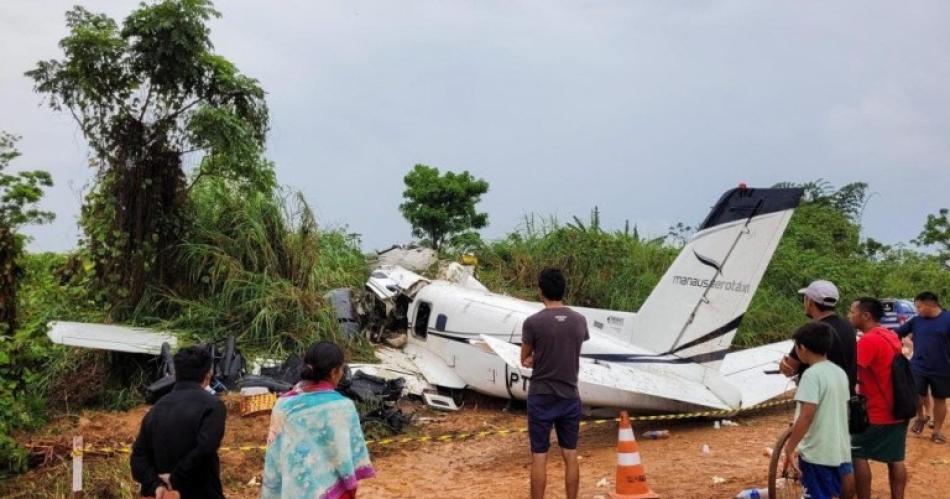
[
  {"left": 47, "top": 321, "right": 177, "bottom": 355},
  {"left": 375, "top": 244, "right": 438, "bottom": 272},
  {"left": 422, "top": 392, "right": 459, "bottom": 412},
  {"left": 325, "top": 288, "right": 360, "bottom": 339}
]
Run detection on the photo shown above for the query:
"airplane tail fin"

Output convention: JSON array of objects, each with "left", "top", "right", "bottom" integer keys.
[{"left": 629, "top": 186, "right": 803, "bottom": 373}]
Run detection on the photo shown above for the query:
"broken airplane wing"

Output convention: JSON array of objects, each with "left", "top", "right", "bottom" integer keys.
[{"left": 47, "top": 321, "right": 178, "bottom": 355}]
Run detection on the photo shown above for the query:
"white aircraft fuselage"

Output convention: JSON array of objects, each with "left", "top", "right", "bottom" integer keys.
[{"left": 367, "top": 186, "right": 804, "bottom": 412}]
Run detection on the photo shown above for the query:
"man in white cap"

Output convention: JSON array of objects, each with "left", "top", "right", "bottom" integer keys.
[
  {"left": 780, "top": 280, "right": 858, "bottom": 394},
  {"left": 780, "top": 280, "right": 858, "bottom": 498}
]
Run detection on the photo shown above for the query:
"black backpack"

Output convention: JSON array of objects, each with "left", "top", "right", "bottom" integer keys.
[
  {"left": 890, "top": 351, "right": 918, "bottom": 420},
  {"left": 866, "top": 330, "right": 918, "bottom": 420}
]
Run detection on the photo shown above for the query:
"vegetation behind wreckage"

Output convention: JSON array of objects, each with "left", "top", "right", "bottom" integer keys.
[
  {"left": 3, "top": 177, "right": 949, "bottom": 476},
  {"left": 0, "top": 181, "right": 371, "bottom": 474},
  {"left": 475, "top": 188, "right": 950, "bottom": 347}
]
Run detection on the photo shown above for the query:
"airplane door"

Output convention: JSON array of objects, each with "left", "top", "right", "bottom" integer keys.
[{"left": 412, "top": 301, "right": 431, "bottom": 341}]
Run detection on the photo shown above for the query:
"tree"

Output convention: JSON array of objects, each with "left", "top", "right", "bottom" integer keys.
[
  {"left": 666, "top": 222, "right": 694, "bottom": 248},
  {"left": 915, "top": 208, "right": 950, "bottom": 265},
  {"left": 772, "top": 180, "right": 870, "bottom": 222},
  {"left": 860, "top": 237, "right": 893, "bottom": 261},
  {"left": 27, "top": 0, "right": 272, "bottom": 315},
  {"left": 0, "top": 133, "right": 54, "bottom": 335},
  {"left": 399, "top": 164, "right": 489, "bottom": 251}
]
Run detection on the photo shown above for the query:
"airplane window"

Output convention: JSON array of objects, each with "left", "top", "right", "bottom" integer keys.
[
  {"left": 435, "top": 313, "right": 447, "bottom": 332},
  {"left": 414, "top": 302, "right": 431, "bottom": 339}
]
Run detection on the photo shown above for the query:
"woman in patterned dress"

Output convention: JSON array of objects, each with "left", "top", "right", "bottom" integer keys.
[{"left": 261, "top": 342, "right": 375, "bottom": 499}]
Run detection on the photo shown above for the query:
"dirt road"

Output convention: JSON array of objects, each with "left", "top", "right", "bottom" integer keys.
[{"left": 7, "top": 397, "right": 950, "bottom": 498}]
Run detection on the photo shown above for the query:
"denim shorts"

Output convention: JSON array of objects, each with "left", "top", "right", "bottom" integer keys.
[{"left": 527, "top": 394, "right": 582, "bottom": 453}]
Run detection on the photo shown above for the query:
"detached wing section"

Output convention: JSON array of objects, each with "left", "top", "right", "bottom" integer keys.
[
  {"left": 721, "top": 340, "right": 796, "bottom": 408},
  {"left": 481, "top": 335, "right": 731, "bottom": 410},
  {"left": 47, "top": 321, "right": 178, "bottom": 355}
]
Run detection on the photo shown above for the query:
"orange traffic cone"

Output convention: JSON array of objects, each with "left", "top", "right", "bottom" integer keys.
[{"left": 610, "top": 411, "right": 660, "bottom": 499}]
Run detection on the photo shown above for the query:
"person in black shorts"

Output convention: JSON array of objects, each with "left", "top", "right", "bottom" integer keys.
[
  {"left": 897, "top": 291, "right": 950, "bottom": 443},
  {"left": 520, "top": 268, "right": 589, "bottom": 499}
]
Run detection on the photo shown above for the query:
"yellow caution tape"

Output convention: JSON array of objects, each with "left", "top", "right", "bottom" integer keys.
[{"left": 56, "top": 397, "right": 794, "bottom": 456}]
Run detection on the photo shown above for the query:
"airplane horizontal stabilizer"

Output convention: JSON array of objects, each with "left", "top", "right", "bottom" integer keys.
[
  {"left": 480, "top": 335, "right": 733, "bottom": 410},
  {"left": 721, "top": 340, "right": 796, "bottom": 408}
]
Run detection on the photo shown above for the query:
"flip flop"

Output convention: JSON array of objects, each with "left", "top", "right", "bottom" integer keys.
[
  {"left": 933, "top": 433, "right": 947, "bottom": 444},
  {"left": 912, "top": 417, "right": 930, "bottom": 434}
]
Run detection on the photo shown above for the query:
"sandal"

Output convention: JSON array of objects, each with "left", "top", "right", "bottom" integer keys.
[
  {"left": 933, "top": 433, "right": 947, "bottom": 444},
  {"left": 911, "top": 417, "right": 930, "bottom": 434},
  {"left": 929, "top": 420, "right": 936, "bottom": 429}
]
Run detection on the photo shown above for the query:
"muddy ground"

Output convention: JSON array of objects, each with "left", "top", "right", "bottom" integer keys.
[{"left": 4, "top": 396, "right": 950, "bottom": 498}]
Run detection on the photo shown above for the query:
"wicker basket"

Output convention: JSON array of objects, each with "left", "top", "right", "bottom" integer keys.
[{"left": 240, "top": 392, "right": 277, "bottom": 417}]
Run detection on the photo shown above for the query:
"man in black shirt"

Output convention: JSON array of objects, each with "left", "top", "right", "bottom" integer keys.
[
  {"left": 131, "top": 346, "right": 226, "bottom": 499},
  {"left": 780, "top": 280, "right": 858, "bottom": 394},
  {"left": 779, "top": 280, "right": 857, "bottom": 498}
]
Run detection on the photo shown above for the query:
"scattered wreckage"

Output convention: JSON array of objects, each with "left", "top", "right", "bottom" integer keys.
[
  {"left": 45, "top": 322, "right": 416, "bottom": 432},
  {"left": 48, "top": 185, "right": 804, "bottom": 418}
]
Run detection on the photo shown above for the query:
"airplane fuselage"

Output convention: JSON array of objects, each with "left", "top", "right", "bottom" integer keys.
[{"left": 400, "top": 281, "right": 741, "bottom": 412}]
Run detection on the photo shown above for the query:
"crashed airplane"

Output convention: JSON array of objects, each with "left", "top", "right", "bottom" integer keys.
[
  {"left": 47, "top": 185, "right": 804, "bottom": 414},
  {"left": 362, "top": 185, "right": 805, "bottom": 413}
]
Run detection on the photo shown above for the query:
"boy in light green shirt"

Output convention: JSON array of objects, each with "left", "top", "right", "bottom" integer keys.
[{"left": 784, "top": 321, "right": 853, "bottom": 499}]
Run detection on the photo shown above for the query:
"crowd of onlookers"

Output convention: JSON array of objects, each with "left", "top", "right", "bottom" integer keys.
[
  {"left": 779, "top": 282, "right": 949, "bottom": 499},
  {"left": 124, "top": 272, "right": 948, "bottom": 499}
]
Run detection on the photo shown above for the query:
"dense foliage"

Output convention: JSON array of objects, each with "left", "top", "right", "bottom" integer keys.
[
  {"left": 399, "top": 164, "right": 489, "bottom": 251},
  {"left": 0, "top": 184, "right": 372, "bottom": 473},
  {"left": 0, "top": 253, "right": 102, "bottom": 473},
  {"left": 477, "top": 189, "right": 950, "bottom": 347},
  {"left": 916, "top": 208, "right": 950, "bottom": 263},
  {"left": 144, "top": 179, "right": 370, "bottom": 357},
  {"left": 27, "top": 0, "right": 272, "bottom": 316},
  {"left": 0, "top": 133, "right": 54, "bottom": 337}
]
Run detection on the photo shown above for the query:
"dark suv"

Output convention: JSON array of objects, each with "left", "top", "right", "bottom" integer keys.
[{"left": 881, "top": 298, "right": 916, "bottom": 331}]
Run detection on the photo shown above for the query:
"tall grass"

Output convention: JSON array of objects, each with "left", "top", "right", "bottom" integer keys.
[
  {"left": 144, "top": 180, "right": 372, "bottom": 358},
  {"left": 476, "top": 205, "right": 950, "bottom": 348},
  {"left": 477, "top": 214, "right": 675, "bottom": 311}
]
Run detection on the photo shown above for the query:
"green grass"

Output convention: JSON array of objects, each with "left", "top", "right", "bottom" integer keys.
[
  {"left": 474, "top": 204, "right": 950, "bottom": 347},
  {"left": 132, "top": 180, "right": 374, "bottom": 360}
]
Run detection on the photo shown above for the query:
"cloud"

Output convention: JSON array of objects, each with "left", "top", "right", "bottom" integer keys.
[
  {"left": 2, "top": 0, "right": 949, "bottom": 253},
  {"left": 825, "top": 86, "right": 950, "bottom": 169}
]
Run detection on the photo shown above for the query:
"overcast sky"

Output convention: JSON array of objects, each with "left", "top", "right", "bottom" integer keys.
[{"left": 2, "top": 1, "right": 948, "bottom": 253}]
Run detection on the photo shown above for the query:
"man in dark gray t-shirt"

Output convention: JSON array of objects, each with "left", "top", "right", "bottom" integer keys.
[
  {"left": 520, "top": 268, "right": 588, "bottom": 499},
  {"left": 523, "top": 306, "right": 589, "bottom": 399}
]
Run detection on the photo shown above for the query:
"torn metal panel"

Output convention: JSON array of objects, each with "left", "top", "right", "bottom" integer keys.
[
  {"left": 365, "top": 265, "right": 429, "bottom": 302},
  {"left": 325, "top": 288, "right": 360, "bottom": 338},
  {"left": 437, "top": 262, "right": 489, "bottom": 293},
  {"left": 375, "top": 245, "right": 438, "bottom": 272},
  {"left": 422, "top": 392, "right": 459, "bottom": 411}
]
